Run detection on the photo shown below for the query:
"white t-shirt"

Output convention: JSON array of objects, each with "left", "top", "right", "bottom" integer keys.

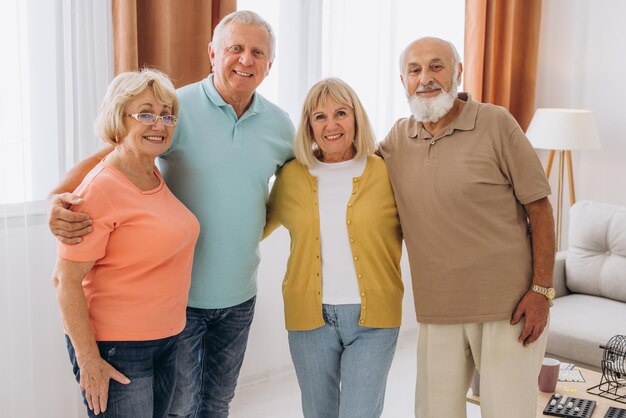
[{"left": 308, "top": 157, "right": 366, "bottom": 304}]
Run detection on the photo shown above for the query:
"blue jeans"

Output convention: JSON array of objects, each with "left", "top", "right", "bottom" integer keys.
[
  {"left": 168, "top": 296, "right": 256, "bottom": 418},
  {"left": 288, "top": 304, "right": 399, "bottom": 418},
  {"left": 66, "top": 334, "right": 178, "bottom": 418}
]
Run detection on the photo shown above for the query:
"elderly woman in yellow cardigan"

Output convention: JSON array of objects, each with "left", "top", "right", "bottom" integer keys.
[{"left": 264, "top": 77, "right": 403, "bottom": 418}]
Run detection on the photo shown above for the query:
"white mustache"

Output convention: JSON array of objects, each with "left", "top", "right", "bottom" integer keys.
[{"left": 415, "top": 82, "right": 443, "bottom": 94}]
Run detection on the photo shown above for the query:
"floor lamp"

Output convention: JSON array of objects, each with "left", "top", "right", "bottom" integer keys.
[{"left": 526, "top": 108, "right": 601, "bottom": 250}]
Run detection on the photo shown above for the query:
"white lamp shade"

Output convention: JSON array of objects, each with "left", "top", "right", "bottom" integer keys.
[{"left": 526, "top": 108, "right": 601, "bottom": 150}]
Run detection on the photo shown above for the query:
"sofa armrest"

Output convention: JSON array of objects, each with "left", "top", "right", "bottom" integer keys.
[{"left": 552, "top": 251, "right": 570, "bottom": 298}]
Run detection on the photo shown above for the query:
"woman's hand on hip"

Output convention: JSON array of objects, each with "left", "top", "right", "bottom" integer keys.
[{"left": 79, "top": 356, "right": 130, "bottom": 415}]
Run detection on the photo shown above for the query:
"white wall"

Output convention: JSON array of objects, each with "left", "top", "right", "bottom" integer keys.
[{"left": 536, "top": 0, "right": 626, "bottom": 247}]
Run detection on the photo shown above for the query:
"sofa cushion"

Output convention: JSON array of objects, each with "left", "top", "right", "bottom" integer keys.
[
  {"left": 566, "top": 201, "right": 626, "bottom": 303},
  {"left": 547, "top": 294, "right": 626, "bottom": 368}
]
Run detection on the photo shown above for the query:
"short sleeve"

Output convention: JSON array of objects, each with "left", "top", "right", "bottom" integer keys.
[
  {"left": 263, "top": 171, "right": 284, "bottom": 239},
  {"left": 57, "top": 180, "right": 116, "bottom": 262},
  {"left": 500, "top": 120, "right": 551, "bottom": 204},
  {"left": 376, "top": 122, "right": 398, "bottom": 159}
]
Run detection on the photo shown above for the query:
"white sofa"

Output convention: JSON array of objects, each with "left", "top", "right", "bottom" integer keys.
[{"left": 546, "top": 201, "right": 626, "bottom": 370}]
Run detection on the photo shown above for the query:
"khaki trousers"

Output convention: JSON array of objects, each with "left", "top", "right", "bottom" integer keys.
[{"left": 415, "top": 319, "right": 548, "bottom": 418}]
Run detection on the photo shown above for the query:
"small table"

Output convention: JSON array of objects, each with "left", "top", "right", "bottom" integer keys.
[{"left": 466, "top": 367, "right": 625, "bottom": 416}]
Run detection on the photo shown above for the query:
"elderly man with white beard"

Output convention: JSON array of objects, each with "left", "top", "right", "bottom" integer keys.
[{"left": 378, "top": 37, "right": 556, "bottom": 418}]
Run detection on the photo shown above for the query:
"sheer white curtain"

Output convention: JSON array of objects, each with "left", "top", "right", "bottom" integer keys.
[{"left": 0, "top": 1, "right": 113, "bottom": 417}]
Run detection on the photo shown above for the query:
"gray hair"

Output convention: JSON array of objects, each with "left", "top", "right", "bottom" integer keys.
[
  {"left": 212, "top": 10, "right": 276, "bottom": 60},
  {"left": 447, "top": 40, "right": 461, "bottom": 66},
  {"left": 399, "top": 37, "right": 461, "bottom": 73}
]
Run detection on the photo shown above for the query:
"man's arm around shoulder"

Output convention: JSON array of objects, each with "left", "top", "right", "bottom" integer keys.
[{"left": 48, "top": 146, "right": 113, "bottom": 244}]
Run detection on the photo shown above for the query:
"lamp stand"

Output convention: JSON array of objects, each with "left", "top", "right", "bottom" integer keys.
[{"left": 545, "top": 149, "right": 575, "bottom": 250}]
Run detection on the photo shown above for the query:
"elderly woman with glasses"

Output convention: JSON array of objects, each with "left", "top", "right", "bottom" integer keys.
[
  {"left": 264, "top": 78, "right": 403, "bottom": 418},
  {"left": 52, "top": 69, "right": 199, "bottom": 418}
]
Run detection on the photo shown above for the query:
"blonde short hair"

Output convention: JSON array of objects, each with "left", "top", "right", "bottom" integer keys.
[
  {"left": 293, "top": 78, "right": 376, "bottom": 167},
  {"left": 96, "top": 68, "right": 178, "bottom": 146}
]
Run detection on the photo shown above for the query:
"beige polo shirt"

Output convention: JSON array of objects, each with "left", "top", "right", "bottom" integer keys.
[{"left": 378, "top": 93, "right": 550, "bottom": 324}]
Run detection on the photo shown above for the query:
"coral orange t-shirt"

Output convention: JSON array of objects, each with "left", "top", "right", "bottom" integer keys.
[{"left": 58, "top": 162, "right": 200, "bottom": 341}]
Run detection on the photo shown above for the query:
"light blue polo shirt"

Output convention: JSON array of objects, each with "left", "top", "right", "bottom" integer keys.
[{"left": 159, "top": 75, "right": 295, "bottom": 309}]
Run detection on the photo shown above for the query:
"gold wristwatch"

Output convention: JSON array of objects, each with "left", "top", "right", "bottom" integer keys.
[{"left": 530, "top": 284, "right": 556, "bottom": 300}]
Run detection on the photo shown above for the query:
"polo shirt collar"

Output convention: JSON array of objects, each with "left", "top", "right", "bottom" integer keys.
[
  {"left": 407, "top": 92, "right": 479, "bottom": 140},
  {"left": 202, "top": 74, "right": 266, "bottom": 117}
]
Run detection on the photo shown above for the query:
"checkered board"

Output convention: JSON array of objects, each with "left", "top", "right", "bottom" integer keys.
[
  {"left": 543, "top": 394, "right": 596, "bottom": 417},
  {"left": 605, "top": 406, "right": 626, "bottom": 418}
]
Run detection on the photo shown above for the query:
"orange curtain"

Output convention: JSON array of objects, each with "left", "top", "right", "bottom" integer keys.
[
  {"left": 464, "top": 0, "right": 542, "bottom": 130},
  {"left": 112, "top": 0, "right": 236, "bottom": 88}
]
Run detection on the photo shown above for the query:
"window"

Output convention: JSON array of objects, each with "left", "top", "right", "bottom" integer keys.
[
  {"left": 0, "top": 1, "right": 31, "bottom": 205},
  {"left": 0, "top": 0, "right": 113, "bottom": 206}
]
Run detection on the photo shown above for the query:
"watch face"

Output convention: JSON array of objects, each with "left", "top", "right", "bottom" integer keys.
[{"left": 547, "top": 288, "right": 556, "bottom": 300}]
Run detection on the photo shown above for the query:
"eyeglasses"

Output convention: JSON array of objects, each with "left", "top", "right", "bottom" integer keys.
[{"left": 127, "top": 113, "right": 178, "bottom": 127}]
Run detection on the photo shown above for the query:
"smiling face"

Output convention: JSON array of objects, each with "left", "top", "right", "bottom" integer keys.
[
  {"left": 118, "top": 88, "right": 174, "bottom": 159},
  {"left": 209, "top": 21, "right": 273, "bottom": 104},
  {"left": 400, "top": 38, "right": 462, "bottom": 122},
  {"left": 309, "top": 96, "right": 356, "bottom": 163},
  {"left": 401, "top": 37, "right": 459, "bottom": 99}
]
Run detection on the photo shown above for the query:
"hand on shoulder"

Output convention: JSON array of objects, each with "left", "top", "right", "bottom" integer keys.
[{"left": 48, "top": 193, "right": 93, "bottom": 244}]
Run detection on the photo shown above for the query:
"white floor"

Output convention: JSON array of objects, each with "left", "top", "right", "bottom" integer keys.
[{"left": 230, "top": 329, "right": 482, "bottom": 418}]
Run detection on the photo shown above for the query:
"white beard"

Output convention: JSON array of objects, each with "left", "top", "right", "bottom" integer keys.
[{"left": 407, "top": 81, "right": 458, "bottom": 123}]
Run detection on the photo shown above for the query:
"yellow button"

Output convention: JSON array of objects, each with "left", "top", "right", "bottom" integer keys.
[
  {"left": 316, "top": 254, "right": 320, "bottom": 258},
  {"left": 353, "top": 178, "right": 358, "bottom": 183},
  {"left": 350, "top": 238, "right": 355, "bottom": 243},
  {"left": 353, "top": 256, "right": 358, "bottom": 261},
  {"left": 361, "top": 292, "right": 365, "bottom": 297},
  {"left": 359, "top": 319, "right": 365, "bottom": 324},
  {"left": 347, "top": 220, "right": 352, "bottom": 225},
  {"left": 352, "top": 191, "right": 356, "bottom": 195},
  {"left": 347, "top": 203, "right": 352, "bottom": 208},
  {"left": 317, "top": 272, "right": 320, "bottom": 276},
  {"left": 357, "top": 273, "right": 362, "bottom": 278}
]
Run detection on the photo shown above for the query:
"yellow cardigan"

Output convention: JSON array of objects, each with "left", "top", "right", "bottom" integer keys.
[{"left": 265, "top": 155, "right": 403, "bottom": 331}]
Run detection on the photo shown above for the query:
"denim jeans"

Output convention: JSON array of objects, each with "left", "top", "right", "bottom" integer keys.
[
  {"left": 288, "top": 304, "right": 399, "bottom": 418},
  {"left": 66, "top": 334, "right": 178, "bottom": 418},
  {"left": 168, "top": 296, "right": 256, "bottom": 418}
]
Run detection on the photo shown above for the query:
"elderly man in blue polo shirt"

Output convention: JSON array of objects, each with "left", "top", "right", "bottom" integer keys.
[{"left": 48, "top": 11, "right": 294, "bottom": 418}]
